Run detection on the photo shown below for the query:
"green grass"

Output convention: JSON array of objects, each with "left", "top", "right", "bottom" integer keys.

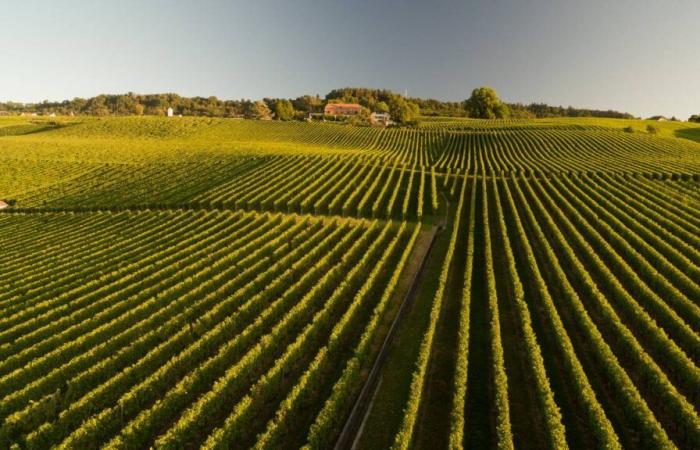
[{"left": 355, "top": 210, "right": 452, "bottom": 449}]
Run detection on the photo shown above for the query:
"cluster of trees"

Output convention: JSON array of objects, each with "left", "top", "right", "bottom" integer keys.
[
  {"left": 9, "top": 87, "right": 696, "bottom": 123},
  {"left": 0, "top": 94, "right": 254, "bottom": 118},
  {"left": 0, "top": 90, "right": 421, "bottom": 124},
  {"left": 465, "top": 87, "right": 511, "bottom": 119},
  {"left": 0, "top": 94, "right": 325, "bottom": 120},
  {"left": 464, "top": 87, "right": 636, "bottom": 120},
  {"left": 507, "top": 102, "right": 635, "bottom": 119},
  {"left": 325, "top": 88, "right": 420, "bottom": 125}
]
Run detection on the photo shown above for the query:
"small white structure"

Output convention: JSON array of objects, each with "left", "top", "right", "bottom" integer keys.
[
  {"left": 167, "top": 107, "right": 174, "bottom": 117},
  {"left": 0, "top": 201, "right": 9, "bottom": 210},
  {"left": 370, "top": 112, "right": 392, "bottom": 126}
]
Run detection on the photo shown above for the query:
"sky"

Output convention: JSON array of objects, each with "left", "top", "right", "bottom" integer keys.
[{"left": 1, "top": 0, "right": 698, "bottom": 119}]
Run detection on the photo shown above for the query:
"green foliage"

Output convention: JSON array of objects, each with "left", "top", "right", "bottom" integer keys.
[
  {"left": 1, "top": 114, "right": 698, "bottom": 450},
  {"left": 689, "top": 114, "right": 700, "bottom": 123},
  {"left": 347, "top": 107, "right": 371, "bottom": 126},
  {"left": 248, "top": 100, "right": 273, "bottom": 120},
  {"left": 273, "top": 99, "right": 295, "bottom": 121},
  {"left": 389, "top": 97, "right": 420, "bottom": 125},
  {"left": 508, "top": 102, "right": 634, "bottom": 119},
  {"left": 392, "top": 175, "right": 468, "bottom": 450},
  {"left": 464, "top": 86, "right": 510, "bottom": 119},
  {"left": 647, "top": 124, "right": 659, "bottom": 134},
  {"left": 0, "top": 88, "right": 636, "bottom": 122}
]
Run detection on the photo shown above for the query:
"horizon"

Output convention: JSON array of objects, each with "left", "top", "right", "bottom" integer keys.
[{"left": 1, "top": 1, "right": 698, "bottom": 119}]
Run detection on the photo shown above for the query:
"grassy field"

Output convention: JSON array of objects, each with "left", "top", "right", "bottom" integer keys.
[{"left": 0, "top": 115, "right": 699, "bottom": 449}]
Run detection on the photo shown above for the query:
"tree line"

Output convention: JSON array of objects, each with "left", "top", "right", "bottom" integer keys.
[{"left": 3, "top": 87, "right": 692, "bottom": 123}]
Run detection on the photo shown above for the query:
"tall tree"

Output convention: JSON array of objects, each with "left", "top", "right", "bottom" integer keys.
[
  {"left": 465, "top": 87, "right": 510, "bottom": 119},
  {"left": 274, "top": 99, "right": 295, "bottom": 120},
  {"left": 375, "top": 101, "right": 390, "bottom": 113},
  {"left": 248, "top": 100, "right": 272, "bottom": 120},
  {"left": 388, "top": 97, "right": 420, "bottom": 125}
]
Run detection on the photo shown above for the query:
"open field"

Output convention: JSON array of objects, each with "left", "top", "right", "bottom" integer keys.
[{"left": 1, "top": 116, "right": 699, "bottom": 449}]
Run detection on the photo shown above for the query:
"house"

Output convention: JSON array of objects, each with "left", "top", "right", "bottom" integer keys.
[
  {"left": 324, "top": 103, "right": 361, "bottom": 116},
  {"left": 0, "top": 201, "right": 9, "bottom": 210},
  {"left": 167, "top": 107, "right": 174, "bottom": 117},
  {"left": 370, "top": 112, "right": 392, "bottom": 126}
]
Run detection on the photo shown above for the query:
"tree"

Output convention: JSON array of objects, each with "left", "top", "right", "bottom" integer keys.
[
  {"left": 292, "top": 95, "right": 322, "bottom": 113},
  {"left": 464, "top": 87, "right": 510, "bottom": 119},
  {"left": 375, "top": 101, "right": 389, "bottom": 113},
  {"left": 248, "top": 100, "right": 272, "bottom": 120},
  {"left": 689, "top": 114, "right": 700, "bottom": 123},
  {"left": 348, "top": 107, "right": 371, "bottom": 126},
  {"left": 388, "top": 97, "right": 419, "bottom": 125},
  {"left": 274, "top": 99, "right": 295, "bottom": 120},
  {"left": 646, "top": 124, "right": 659, "bottom": 134},
  {"left": 133, "top": 104, "right": 145, "bottom": 115}
]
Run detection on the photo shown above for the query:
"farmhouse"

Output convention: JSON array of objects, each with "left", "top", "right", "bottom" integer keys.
[
  {"left": 370, "top": 112, "right": 392, "bottom": 126},
  {"left": 324, "top": 103, "right": 361, "bottom": 116},
  {"left": 0, "top": 201, "right": 9, "bottom": 210},
  {"left": 167, "top": 107, "right": 174, "bottom": 117}
]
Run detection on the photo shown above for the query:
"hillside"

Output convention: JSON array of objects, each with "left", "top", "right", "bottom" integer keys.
[{"left": 0, "top": 116, "right": 699, "bottom": 449}]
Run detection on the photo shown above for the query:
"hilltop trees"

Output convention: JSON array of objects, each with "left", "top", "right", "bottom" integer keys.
[
  {"left": 511, "top": 103, "right": 634, "bottom": 119},
  {"left": 689, "top": 115, "right": 700, "bottom": 123},
  {"left": 273, "top": 100, "right": 295, "bottom": 121},
  {"left": 465, "top": 87, "right": 510, "bottom": 119},
  {"left": 389, "top": 97, "right": 419, "bottom": 125},
  {"left": 0, "top": 88, "right": 635, "bottom": 122},
  {"left": 325, "top": 88, "right": 420, "bottom": 125},
  {"left": 247, "top": 101, "right": 273, "bottom": 120},
  {"left": 292, "top": 95, "right": 322, "bottom": 114}
]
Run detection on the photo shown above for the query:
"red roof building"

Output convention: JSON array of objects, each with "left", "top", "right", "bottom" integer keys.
[{"left": 324, "top": 103, "right": 362, "bottom": 116}]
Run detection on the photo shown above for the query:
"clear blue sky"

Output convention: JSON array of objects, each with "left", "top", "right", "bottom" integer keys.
[{"left": 2, "top": 0, "right": 698, "bottom": 119}]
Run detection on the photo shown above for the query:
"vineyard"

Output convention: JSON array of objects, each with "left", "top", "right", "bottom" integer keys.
[{"left": 1, "top": 116, "right": 699, "bottom": 449}]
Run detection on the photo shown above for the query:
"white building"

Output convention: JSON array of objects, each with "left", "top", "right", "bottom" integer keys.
[
  {"left": 0, "top": 201, "right": 9, "bottom": 210},
  {"left": 370, "top": 112, "right": 392, "bottom": 126},
  {"left": 167, "top": 107, "right": 174, "bottom": 117}
]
